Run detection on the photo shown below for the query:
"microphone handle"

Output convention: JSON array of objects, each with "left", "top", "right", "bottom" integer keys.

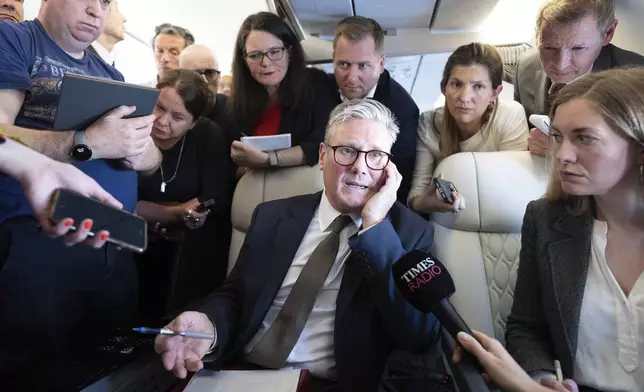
[{"left": 433, "top": 298, "right": 486, "bottom": 374}]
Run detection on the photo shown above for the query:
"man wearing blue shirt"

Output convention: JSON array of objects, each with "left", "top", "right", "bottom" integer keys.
[{"left": 0, "top": 0, "right": 161, "bottom": 375}]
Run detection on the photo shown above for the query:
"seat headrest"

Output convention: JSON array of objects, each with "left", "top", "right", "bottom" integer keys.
[
  {"left": 231, "top": 165, "right": 325, "bottom": 232},
  {"left": 431, "top": 151, "right": 549, "bottom": 233}
]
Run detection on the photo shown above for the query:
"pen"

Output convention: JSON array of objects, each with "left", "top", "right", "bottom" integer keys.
[
  {"left": 554, "top": 359, "right": 563, "bottom": 382},
  {"left": 132, "top": 327, "right": 215, "bottom": 340}
]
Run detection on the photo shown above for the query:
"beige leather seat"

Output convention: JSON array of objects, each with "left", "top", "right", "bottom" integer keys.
[
  {"left": 228, "top": 165, "right": 325, "bottom": 274},
  {"left": 430, "top": 151, "right": 549, "bottom": 343}
]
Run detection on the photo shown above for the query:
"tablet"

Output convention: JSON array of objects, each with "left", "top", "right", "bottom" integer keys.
[{"left": 53, "top": 73, "right": 160, "bottom": 131}]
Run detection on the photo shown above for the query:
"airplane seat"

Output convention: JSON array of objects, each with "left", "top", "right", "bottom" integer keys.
[
  {"left": 228, "top": 165, "right": 325, "bottom": 275},
  {"left": 430, "top": 151, "right": 549, "bottom": 343}
]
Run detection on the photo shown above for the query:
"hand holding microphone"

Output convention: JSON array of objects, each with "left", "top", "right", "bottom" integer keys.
[
  {"left": 391, "top": 251, "right": 577, "bottom": 392},
  {"left": 391, "top": 250, "right": 485, "bottom": 373}
]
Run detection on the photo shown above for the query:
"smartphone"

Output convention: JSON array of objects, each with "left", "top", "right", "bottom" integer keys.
[
  {"left": 195, "top": 198, "right": 215, "bottom": 213},
  {"left": 433, "top": 178, "right": 457, "bottom": 205},
  {"left": 49, "top": 189, "right": 147, "bottom": 253},
  {"left": 528, "top": 114, "right": 550, "bottom": 135}
]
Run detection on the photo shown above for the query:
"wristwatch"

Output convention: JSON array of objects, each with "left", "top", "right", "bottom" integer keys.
[
  {"left": 71, "top": 128, "right": 92, "bottom": 161},
  {"left": 268, "top": 151, "right": 279, "bottom": 167}
]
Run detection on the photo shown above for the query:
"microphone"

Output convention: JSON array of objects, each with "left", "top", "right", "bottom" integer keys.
[{"left": 392, "top": 249, "right": 485, "bottom": 373}]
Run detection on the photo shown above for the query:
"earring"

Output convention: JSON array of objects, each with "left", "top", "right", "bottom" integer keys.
[{"left": 640, "top": 164, "right": 643, "bottom": 186}]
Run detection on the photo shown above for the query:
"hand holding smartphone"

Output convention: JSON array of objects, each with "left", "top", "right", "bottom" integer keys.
[
  {"left": 49, "top": 189, "right": 147, "bottom": 253},
  {"left": 433, "top": 177, "right": 458, "bottom": 205}
]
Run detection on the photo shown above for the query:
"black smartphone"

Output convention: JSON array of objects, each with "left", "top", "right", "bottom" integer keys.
[
  {"left": 49, "top": 189, "right": 147, "bottom": 253},
  {"left": 195, "top": 198, "right": 215, "bottom": 213},
  {"left": 433, "top": 178, "right": 458, "bottom": 204}
]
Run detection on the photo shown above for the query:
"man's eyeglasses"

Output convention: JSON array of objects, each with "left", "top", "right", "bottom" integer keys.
[
  {"left": 326, "top": 145, "right": 392, "bottom": 171},
  {"left": 194, "top": 68, "right": 221, "bottom": 81},
  {"left": 244, "top": 47, "right": 288, "bottom": 64}
]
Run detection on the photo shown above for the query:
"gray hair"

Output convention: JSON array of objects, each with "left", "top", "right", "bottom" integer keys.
[
  {"left": 153, "top": 23, "right": 195, "bottom": 49},
  {"left": 325, "top": 99, "right": 399, "bottom": 147}
]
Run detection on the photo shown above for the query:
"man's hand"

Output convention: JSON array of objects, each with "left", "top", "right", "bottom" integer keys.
[
  {"left": 528, "top": 128, "right": 549, "bottom": 157},
  {"left": 18, "top": 151, "right": 121, "bottom": 247},
  {"left": 85, "top": 105, "right": 156, "bottom": 160},
  {"left": 361, "top": 162, "right": 402, "bottom": 229},
  {"left": 155, "top": 311, "right": 215, "bottom": 379},
  {"left": 231, "top": 141, "right": 269, "bottom": 168}
]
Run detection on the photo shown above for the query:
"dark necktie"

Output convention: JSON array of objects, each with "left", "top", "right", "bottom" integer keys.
[
  {"left": 546, "top": 82, "right": 566, "bottom": 114},
  {"left": 246, "top": 214, "right": 353, "bottom": 369}
]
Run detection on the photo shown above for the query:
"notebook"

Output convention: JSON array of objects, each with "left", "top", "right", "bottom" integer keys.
[
  {"left": 184, "top": 369, "right": 301, "bottom": 392},
  {"left": 53, "top": 73, "right": 160, "bottom": 130}
]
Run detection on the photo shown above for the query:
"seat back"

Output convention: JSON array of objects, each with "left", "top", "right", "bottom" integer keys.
[
  {"left": 228, "top": 165, "right": 325, "bottom": 274},
  {"left": 430, "top": 151, "right": 549, "bottom": 342}
]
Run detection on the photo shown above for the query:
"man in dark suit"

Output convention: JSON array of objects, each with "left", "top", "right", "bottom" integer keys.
[
  {"left": 154, "top": 99, "right": 440, "bottom": 391},
  {"left": 325, "top": 16, "right": 419, "bottom": 205},
  {"left": 514, "top": 0, "right": 644, "bottom": 157}
]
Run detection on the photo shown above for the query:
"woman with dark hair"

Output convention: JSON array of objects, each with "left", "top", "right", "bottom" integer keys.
[
  {"left": 136, "top": 69, "right": 231, "bottom": 322},
  {"left": 227, "top": 11, "right": 334, "bottom": 173},
  {"left": 409, "top": 42, "right": 529, "bottom": 214}
]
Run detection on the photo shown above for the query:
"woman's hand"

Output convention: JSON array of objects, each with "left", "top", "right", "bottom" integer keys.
[
  {"left": 413, "top": 174, "right": 465, "bottom": 214},
  {"left": 231, "top": 141, "right": 270, "bottom": 168},
  {"left": 183, "top": 208, "right": 209, "bottom": 230}
]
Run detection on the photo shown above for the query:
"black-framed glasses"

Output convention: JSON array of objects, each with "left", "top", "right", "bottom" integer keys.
[
  {"left": 194, "top": 68, "right": 221, "bottom": 81},
  {"left": 327, "top": 144, "right": 392, "bottom": 170},
  {"left": 244, "top": 47, "right": 288, "bottom": 64}
]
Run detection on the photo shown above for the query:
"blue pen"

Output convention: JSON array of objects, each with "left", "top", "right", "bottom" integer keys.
[{"left": 132, "top": 327, "right": 215, "bottom": 340}]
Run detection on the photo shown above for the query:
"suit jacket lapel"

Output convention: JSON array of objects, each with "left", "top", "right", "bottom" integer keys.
[
  {"left": 547, "top": 207, "right": 593, "bottom": 372},
  {"left": 535, "top": 67, "right": 549, "bottom": 115},
  {"left": 336, "top": 253, "right": 363, "bottom": 322},
  {"left": 246, "top": 193, "right": 322, "bottom": 336}
]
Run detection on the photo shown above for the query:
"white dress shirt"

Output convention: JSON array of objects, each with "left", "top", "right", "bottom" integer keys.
[
  {"left": 574, "top": 220, "right": 644, "bottom": 391},
  {"left": 244, "top": 192, "right": 364, "bottom": 379},
  {"left": 90, "top": 42, "right": 114, "bottom": 66},
  {"left": 408, "top": 99, "right": 529, "bottom": 204}
]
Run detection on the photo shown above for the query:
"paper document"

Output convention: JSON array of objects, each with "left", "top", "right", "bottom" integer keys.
[
  {"left": 184, "top": 369, "right": 301, "bottom": 392},
  {"left": 241, "top": 134, "right": 291, "bottom": 151}
]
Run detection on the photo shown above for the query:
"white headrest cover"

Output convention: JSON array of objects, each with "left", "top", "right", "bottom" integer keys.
[{"left": 432, "top": 151, "right": 549, "bottom": 233}]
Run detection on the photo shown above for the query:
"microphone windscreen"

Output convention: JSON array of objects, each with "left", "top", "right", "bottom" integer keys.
[{"left": 392, "top": 249, "right": 455, "bottom": 312}]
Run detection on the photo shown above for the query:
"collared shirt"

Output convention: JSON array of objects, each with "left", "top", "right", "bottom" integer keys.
[
  {"left": 90, "top": 41, "right": 114, "bottom": 66},
  {"left": 244, "top": 192, "right": 363, "bottom": 379},
  {"left": 574, "top": 220, "right": 644, "bottom": 391},
  {"left": 339, "top": 84, "right": 377, "bottom": 102}
]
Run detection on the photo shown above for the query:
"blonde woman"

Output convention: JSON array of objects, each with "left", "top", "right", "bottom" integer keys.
[
  {"left": 409, "top": 43, "right": 529, "bottom": 214},
  {"left": 507, "top": 67, "right": 644, "bottom": 392}
]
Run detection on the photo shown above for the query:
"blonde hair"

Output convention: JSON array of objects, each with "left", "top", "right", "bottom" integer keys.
[
  {"left": 546, "top": 67, "right": 644, "bottom": 214},
  {"left": 437, "top": 42, "right": 503, "bottom": 159},
  {"left": 536, "top": 0, "right": 615, "bottom": 42}
]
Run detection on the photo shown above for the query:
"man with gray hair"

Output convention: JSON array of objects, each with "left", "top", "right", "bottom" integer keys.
[
  {"left": 514, "top": 0, "right": 644, "bottom": 156},
  {"left": 154, "top": 99, "right": 440, "bottom": 391},
  {"left": 144, "top": 22, "right": 195, "bottom": 87}
]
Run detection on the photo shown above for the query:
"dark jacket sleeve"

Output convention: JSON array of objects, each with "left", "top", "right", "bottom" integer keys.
[
  {"left": 297, "top": 69, "right": 337, "bottom": 166},
  {"left": 195, "top": 204, "right": 263, "bottom": 361},
  {"left": 505, "top": 201, "right": 556, "bottom": 374},
  {"left": 347, "top": 206, "right": 440, "bottom": 350},
  {"left": 391, "top": 98, "right": 419, "bottom": 204},
  {"left": 196, "top": 119, "right": 231, "bottom": 215}
]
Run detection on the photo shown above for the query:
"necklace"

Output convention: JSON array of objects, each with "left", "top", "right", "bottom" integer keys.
[{"left": 159, "top": 134, "right": 187, "bottom": 193}]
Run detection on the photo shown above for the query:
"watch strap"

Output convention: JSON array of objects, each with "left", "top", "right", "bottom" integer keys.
[{"left": 268, "top": 151, "right": 279, "bottom": 167}]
